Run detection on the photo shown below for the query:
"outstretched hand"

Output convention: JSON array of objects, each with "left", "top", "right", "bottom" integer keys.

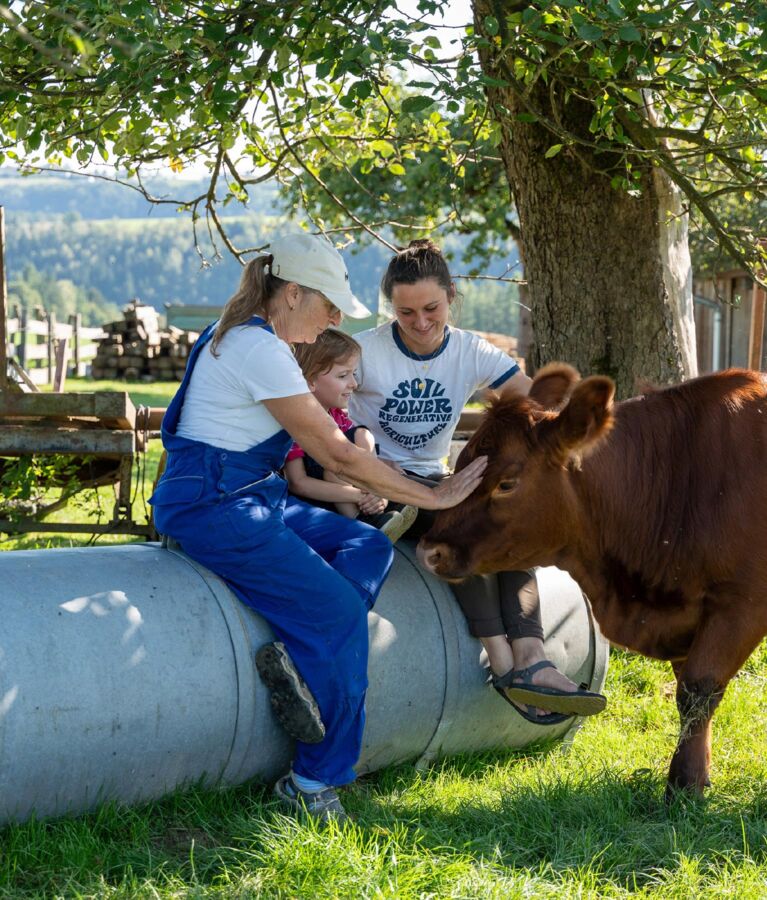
[{"left": 424, "top": 456, "right": 487, "bottom": 510}]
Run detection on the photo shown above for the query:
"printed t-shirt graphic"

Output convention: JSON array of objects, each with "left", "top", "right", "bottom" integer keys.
[{"left": 349, "top": 322, "right": 520, "bottom": 477}]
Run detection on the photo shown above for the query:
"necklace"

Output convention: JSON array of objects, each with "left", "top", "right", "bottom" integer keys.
[{"left": 410, "top": 356, "right": 433, "bottom": 392}]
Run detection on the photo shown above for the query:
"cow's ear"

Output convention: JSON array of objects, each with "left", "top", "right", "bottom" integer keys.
[
  {"left": 543, "top": 375, "right": 615, "bottom": 463},
  {"left": 529, "top": 363, "right": 580, "bottom": 411}
]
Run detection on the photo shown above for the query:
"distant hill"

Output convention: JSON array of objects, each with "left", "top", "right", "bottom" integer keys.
[
  {"left": 0, "top": 169, "right": 521, "bottom": 333},
  {"left": 0, "top": 169, "right": 281, "bottom": 220}
]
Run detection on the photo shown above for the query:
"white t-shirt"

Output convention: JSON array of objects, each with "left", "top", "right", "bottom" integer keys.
[
  {"left": 175, "top": 324, "right": 309, "bottom": 451},
  {"left": 349, "top": 322, "right": 520, "bottom": 476}
]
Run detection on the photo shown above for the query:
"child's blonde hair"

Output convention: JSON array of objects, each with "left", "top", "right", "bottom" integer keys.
[{"left": 294, "top": 329, "right": 361, "bottom": 383}]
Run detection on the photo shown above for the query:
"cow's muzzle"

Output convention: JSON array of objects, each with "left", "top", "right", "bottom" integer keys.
[{"left": 416, "top": 539, "right": 468, "bottom": 581}]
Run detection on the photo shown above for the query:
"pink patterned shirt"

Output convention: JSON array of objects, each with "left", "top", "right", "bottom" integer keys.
[{"left": 286, "top": 407, "right": 355, "bottom": 461}]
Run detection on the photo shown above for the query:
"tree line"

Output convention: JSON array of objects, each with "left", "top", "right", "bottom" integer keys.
[
  {"left": 3, "top": 172, "right": 520, "bottom": 334},
  {"left": 6, "top": 263, "right": 120, "bottom": 327}
]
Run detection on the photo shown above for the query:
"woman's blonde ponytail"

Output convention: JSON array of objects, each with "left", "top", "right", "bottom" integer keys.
[{"left": 211, "top": 256, "right": 286, "bottom": 355}]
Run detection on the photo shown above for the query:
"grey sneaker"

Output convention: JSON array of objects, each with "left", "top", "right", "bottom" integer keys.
[
  {"left": 255, "top": 642, "right": 326, "bottom": 744},
  {"left": 380, "top": 504, "right": 419, "bottom": 543},
  {"left": 273, "top": 773, "right": 349, "bottom": 823}
]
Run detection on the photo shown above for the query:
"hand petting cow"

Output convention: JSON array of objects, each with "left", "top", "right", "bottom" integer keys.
[{"left": 417, "top": 363, "right": 767, "bottom": 800}]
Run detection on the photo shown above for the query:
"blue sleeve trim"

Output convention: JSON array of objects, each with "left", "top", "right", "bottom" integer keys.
[{"left": 490, "top": 364, "right": 521, "bottom": 389}]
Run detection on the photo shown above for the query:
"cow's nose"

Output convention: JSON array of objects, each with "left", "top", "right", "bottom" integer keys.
[{"left": 416, "top": 541, "right": 446, "bottom": 574}]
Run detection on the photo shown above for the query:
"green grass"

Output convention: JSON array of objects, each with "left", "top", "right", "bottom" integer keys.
[
  {"left": 56, "top": 375, "right": 179, "bottom": 409},
  {"left": 2, "top": 379, "right": 767, "bottom": 896},
  {"left": 0, "top": 647, "right": 765, "bottom": 898}
]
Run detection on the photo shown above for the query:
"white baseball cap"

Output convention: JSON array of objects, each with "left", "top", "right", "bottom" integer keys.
[{"left": 266, "top": 233, "right": 371, "bottom": 319}]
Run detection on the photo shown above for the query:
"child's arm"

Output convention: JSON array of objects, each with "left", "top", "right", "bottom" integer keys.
[
  {"left": 284, "top": 456, "right": 366, "bottom": 509},
  {"left": 352, "top": 427, "right": 387, "bottom": 515},
  {"left": 352, "top": 427, "right": 376, "bottom": 454}
]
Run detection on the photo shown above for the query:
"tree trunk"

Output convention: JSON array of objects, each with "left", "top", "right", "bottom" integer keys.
[{"left": 472, "top": 2, "right": 696, "bottom": 399}]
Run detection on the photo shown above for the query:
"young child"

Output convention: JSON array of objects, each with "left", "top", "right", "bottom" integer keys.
[{"left": 286, "top": 329, "right": 417, "bottom": 542}]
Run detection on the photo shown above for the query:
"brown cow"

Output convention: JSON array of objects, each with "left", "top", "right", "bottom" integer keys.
[{"left": 418, "top": 363, "right": 767, "bottom": 798}]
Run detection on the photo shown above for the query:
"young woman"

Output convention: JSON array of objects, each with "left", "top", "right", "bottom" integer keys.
[
  {"left": 150, "top": 233, "right": 487, "bottom": 822},
  {"left": 349, "top": 240, "right": 606, "bottom": 724}
]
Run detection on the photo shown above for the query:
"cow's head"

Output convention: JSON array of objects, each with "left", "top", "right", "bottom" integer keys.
[{"left": 418, "top": 363, "right": 615, "bottom": 579}]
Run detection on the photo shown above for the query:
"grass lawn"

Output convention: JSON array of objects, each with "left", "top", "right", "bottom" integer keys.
[
  {"left": 0, "top": 646, "right": 765, "bottom": 898},
  {"left": 1, "top": 380, "right": 766, "bottom": 897}
]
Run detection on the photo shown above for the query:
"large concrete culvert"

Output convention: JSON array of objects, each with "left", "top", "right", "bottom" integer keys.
[{"left": 0, "top": 542, "right": 608, "bottom": 823}]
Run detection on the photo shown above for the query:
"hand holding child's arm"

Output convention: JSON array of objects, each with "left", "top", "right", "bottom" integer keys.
[{"left": 358, "top": 492, "right": 387, "bottom": 515}]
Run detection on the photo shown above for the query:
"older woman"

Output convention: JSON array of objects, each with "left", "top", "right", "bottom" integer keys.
[
  {"left": 349, "top": 240, "right": 606, "bottom": 724},
  {"left": 150, "top": 233, "right": 486, "bottom": 823}
]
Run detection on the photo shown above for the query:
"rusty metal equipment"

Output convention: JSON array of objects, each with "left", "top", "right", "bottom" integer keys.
[{"left": 0, "top": 391, "right": 155, "bottom": 537}]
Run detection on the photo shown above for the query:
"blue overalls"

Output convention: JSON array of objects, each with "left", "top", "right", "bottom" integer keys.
[{"left": 150, "top": 318, "right": 394, "bottom": 786}]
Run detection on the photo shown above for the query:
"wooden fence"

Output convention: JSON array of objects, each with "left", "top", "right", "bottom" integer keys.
[{"left": 5, "top": 306, "right": 106, "bottom": 387}]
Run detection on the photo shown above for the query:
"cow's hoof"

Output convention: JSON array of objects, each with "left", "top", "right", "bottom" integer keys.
[{"left": 664, "top": 778, "right": 708, "bottom": 806}]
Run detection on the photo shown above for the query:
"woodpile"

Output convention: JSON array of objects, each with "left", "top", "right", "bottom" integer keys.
[
  {"left": 90, "top": 301, "right": 198, "bottom": 382},
  {"left": 471, "top": 330, "right": 520, "bottom": 362}
]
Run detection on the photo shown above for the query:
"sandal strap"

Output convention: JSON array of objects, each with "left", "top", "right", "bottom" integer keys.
[{"left": 493, "top": 658, "right": 556, "bottom": 690}]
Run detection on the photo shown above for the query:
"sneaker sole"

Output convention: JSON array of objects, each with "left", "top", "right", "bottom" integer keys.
[
  {"left": 502, "top": 686, "right": 607, "bottom": 717},
  {"left": 255, "top": 643, "right": 326, "bottom": 744}
]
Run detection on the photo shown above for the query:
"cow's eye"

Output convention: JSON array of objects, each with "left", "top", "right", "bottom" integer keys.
[{"left": 496, "top": 478, "right": 519, "bottom": 494}]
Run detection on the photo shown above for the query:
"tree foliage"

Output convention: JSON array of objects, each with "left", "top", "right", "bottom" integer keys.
[
  {"left": 2, "top": 0, "right": 764, "bottom": 273},
  {"left": 476, "top": 0, "right": 767, "bottom": 274}
]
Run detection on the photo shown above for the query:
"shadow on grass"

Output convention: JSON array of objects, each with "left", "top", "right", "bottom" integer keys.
[
  {"left": 350, "top": 752, "right": 767, "bottom": 891},
  {"left": 2, "top": 754, "right": 766, "bottom": 896}
]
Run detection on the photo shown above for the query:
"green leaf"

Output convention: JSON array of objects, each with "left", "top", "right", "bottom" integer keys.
[
  {"left": 484, "top": 15, "right": 499, "bottom": 36},
  {"left": 611, "top": 46, "right": 629, "bottom": 73},
  {"left": 545, "top": 143, "right": 564, "bottom": 158},
  {"left": 388, "top": 162, "right": 406, "bottom": 175},
  {"left": 401, "top": 95, "right": 434, "bottom": 114},
  {"left": 535, "top": 31, "right": 568, "bottom": 46},
  {"left": 355, "top": 79, "right": 372, "bottom": 99},
  {"left": 618, "top": 25, "right": 642, "bottom": 42},
  {"left": 370, "top": 139, "right": 396, "bottom": 158},
  {"left": 479, "top": 74, "right": 510, "bottom": 88},
  {"left": 577, "top": 24, "right": 604, "bottom": 41}
]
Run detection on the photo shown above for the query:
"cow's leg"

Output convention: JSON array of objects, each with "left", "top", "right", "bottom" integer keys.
[
  {"left": 667, "top": 667, "right": 721, "bottom": 800},
  {"left": 666, "top": 606, "right": 766, "bottom": 800}
]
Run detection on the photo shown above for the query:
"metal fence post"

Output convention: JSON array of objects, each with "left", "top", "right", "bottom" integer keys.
[{"left": 0, "top": 207, "right": 7, "bottom": 391}]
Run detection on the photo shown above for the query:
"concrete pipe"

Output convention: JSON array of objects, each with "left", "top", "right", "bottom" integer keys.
[{"left": 0, "top": 542, "right": 608, "bottom": 824}]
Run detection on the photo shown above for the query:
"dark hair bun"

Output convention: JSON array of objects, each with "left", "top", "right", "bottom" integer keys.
[
  {"left": 405, "top": 239, "right": 440, "bottom": 253},
  {"left": 381, "top": 238, "right": 451, "bottom": 299}
]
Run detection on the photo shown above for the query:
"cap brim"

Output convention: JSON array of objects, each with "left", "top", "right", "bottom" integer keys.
[{"left": 326, "top": 289, "right": 372, "bottom": 319}]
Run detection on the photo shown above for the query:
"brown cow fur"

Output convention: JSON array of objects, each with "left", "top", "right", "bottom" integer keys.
[{"left": 420, "top": 364, "right": 767, "bottom": 798}]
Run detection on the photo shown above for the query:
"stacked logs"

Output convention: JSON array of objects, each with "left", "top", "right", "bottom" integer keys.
[{"left": 90, "top": 301, "right": 198, "bottom": 382}]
